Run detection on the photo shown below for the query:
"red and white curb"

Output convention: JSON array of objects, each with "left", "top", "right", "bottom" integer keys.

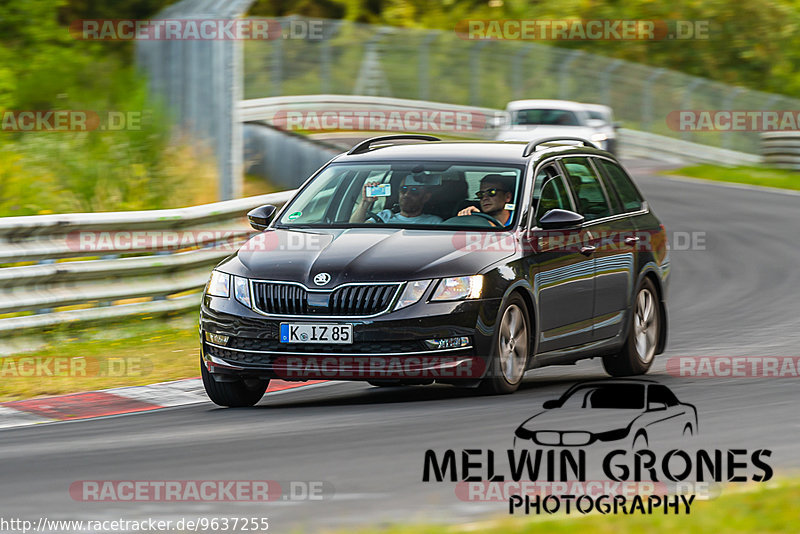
[{"left": 0, "top": 378, "right": 328, "bottom": 430}]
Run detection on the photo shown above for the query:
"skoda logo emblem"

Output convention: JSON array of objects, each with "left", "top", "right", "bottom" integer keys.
[{"left": 313, "top": 272, "right": 331, "bottom": 286}]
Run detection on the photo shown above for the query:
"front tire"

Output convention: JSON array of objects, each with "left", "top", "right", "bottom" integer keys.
[
  {"left": 479, "top": 293, "right": 531, "bottom": 395},
  {"left": 603, "top": 278, "right": 660, "bottom": 377},
  {"left": 201, "top": 357, "right": 269, "bottom": 407}
]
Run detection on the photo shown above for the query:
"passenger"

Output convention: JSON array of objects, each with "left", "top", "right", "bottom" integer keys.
[
  {"left": 457, "top": 174, "right": 515, "bottom": 226},
  {"left": 350, "top": 176, "right": 443, "bottom": 224}
]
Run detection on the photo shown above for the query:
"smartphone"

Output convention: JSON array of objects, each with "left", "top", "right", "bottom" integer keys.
[{"left": 366, "top": 184, "right": 391, "bottom": 197}]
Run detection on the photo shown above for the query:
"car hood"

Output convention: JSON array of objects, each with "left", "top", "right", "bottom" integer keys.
[
  {"left": 216, "top": 227, "right": 516, "bottom": 287},
  {"left": 517, "top": 407, "right": 641, "bottom": 434},
  {"left": 495, "top": 125, "right": 600, "bottom": 142}
]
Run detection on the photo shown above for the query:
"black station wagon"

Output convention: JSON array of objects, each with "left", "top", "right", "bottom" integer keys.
[{"left": 200, "top": 135, "right": 670, "bottom": 406}]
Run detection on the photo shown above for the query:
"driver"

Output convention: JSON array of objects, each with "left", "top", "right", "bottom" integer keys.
[
  {"left": 457, "top": 174, "right": 515, "bottom": 226},
  {"left": 350, "top": 176, "right": 443, "bottom": 224}
]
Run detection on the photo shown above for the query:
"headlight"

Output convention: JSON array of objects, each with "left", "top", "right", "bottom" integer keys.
[
  {"left": 430, "top": 275, "right": 483, "bottom": 301},
  {"left": 206, "top": 271, "right": 230, "bottom": 298},
  {"left": 591, "top": 133, "right": 608, "bottom": 142},
  {"left": 394, "top": 280, "right": 432, "bottom": 310},
  {"left": 233, "top": 276, "right": 251, "bottom": 308}
]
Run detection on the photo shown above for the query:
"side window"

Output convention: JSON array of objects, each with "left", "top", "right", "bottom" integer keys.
[
  {"left": 535, "top": 175, "right": 572, "bottom": 225},
  {"left": 562, "top": 157, "right": 612, "bottom": 221},
  {"left": 648, "top": 385, "right": 679, "bottom": 407},
  {"left": 598, "top": 160, "right": 644, "bottom": 213}
]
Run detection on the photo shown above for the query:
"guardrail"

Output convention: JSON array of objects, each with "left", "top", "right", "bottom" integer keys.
[
  {"left": 761, "top": 132, "right": 800, "bottom": 170},
  {"left": 240, "top": 94, "right": 501, "bottom": 139},
  {"left": 0, "top": 191, "right": 292, "bottom": 343},
  {"left": 240, "top": 95, "right": 762, "bottom": 167}
]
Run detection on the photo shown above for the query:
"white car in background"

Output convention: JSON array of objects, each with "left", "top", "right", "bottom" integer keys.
[{"left": 494, "top": 99, "right": 618, "bottom": 154}]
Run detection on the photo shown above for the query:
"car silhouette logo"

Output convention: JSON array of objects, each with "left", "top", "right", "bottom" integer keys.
[
  {"left": 514, "top": 379, "right": 698, "bottom": 449},
  {"left": 313, "top": 272, "right": 331, "bottom": 286}
]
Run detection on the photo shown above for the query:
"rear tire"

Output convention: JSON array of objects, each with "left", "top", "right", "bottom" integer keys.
[
  {"left": 603, "top": 277, "right": 660, "bottom": 377},
  {"left": 478, "top": 293, "right": 531, "bottom": 395},
  {"left": 201, "top": 357, "right": 269, "bottom": 407}
]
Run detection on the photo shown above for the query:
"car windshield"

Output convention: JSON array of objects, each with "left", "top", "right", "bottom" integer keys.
[
  {"left": 512, "top": 109, "right": 580, "bottom": 126},
  {"left": 586, "top": 110, "right": 608, "bottom": 122},
  {"left": 559, "top": 384, "right": 645, "bottom": 409},
  {"left": 276, "top": 161, "right": 524, "bottom": 229}
]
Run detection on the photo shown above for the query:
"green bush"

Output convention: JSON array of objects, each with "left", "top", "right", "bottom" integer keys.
[{"left": 0, "top": 0, "right": 217, "bottom": 217}]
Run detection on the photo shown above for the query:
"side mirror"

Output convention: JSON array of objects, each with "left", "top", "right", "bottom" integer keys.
[
  {"left": 248, "top": 204, "right": 277, "bottom": 231},
  {"left": 647, "top": 401, "right": 667, "bottom": 412},
  {"left": 613, "top": 121, "right": 622, "bottom": 130},
  {"left": 538, "top": 209, "right": 584, "bottom": 230},
  {"left": 542, "top": 399, "right": 561, "bottom": 409}
]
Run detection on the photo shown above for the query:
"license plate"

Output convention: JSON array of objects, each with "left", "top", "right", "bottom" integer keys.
[{"left": 280, "top": 323, "right": 353, "bottom": 344}]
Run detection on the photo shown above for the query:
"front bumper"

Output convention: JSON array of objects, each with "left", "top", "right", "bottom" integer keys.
[{"left": 200, "top": 294, "right": 502, "bottom": 382}]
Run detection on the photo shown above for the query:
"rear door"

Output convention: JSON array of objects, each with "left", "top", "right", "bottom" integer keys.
[
  {"left": 561, "top": 156, "right": 634, "bottom": 341},
  {"left": 526, "top": 162, "right": 595, "bottom": 352}
]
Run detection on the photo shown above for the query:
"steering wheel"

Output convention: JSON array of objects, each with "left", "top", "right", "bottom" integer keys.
[
  {"left": 468, "top": 212, "right": 504, "bottom": 228},
  {"left": 366, "top": 211, "right": 384, "bottom": 223}
]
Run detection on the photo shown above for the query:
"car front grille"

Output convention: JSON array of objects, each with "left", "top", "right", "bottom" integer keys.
[
  {"left": 251, "top": 282, "right": 308, "bottom": 315},
  {"left": 251, "top": 281, "right": 401, "bottom": 317}
]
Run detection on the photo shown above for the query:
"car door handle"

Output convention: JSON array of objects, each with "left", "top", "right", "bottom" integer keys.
[
  {"left": 579, "top": 246, "right": 596, "bottom": 256},
  {"left": 625, "top": 236, "right": 640, "bottom": 245}
]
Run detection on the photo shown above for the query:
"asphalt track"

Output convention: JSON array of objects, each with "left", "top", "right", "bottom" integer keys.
[{"left": 1, "top": 158, "right": 799, "bottom": 532}]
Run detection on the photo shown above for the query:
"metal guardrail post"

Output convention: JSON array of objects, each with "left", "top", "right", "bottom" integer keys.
[
  {"left": 641, "top": 68, "right": 665, "bottom": 131},
  {"left": 558, "top": 50, "right": 584, "bottom": 100},
  {"left": 681, "top": 77, "right": 704, "bottom": 142},
  {"left": 354, "top": 28, "right": 393, "bottom": 96},
  {"left": 721, "top": 87, "right": 743, "bottom": 150},
  {"left": 271, "top": 34, "right": 283, "bottom": 97},
  {"left": 511, "top": 44, "right": 533, "bottom": 100},
  {"left": 601, "top": 60, "right": 624, "bottom": 107},
  {"left": 470, "top": 41, "right": 490, "bottom": 106},
  {"left": 418, "top": 32, "right": 438, "bottom": 101}
]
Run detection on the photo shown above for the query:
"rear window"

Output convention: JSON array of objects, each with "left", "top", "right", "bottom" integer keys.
[{"left": 598, "top": 160, "right": 644, "bottom": 213}]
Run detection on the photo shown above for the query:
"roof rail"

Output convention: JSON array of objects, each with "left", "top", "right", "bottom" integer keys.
[
  {"left": 347, "top": 134, "right": 441, "bottom": 155},
  {"left": 522, "top": 137, "right": 598, "bottom": 157}
]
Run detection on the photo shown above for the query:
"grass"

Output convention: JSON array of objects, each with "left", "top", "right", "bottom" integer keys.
[
  {"left": 665, "top": 165, "right": 800, "bottom": 191},
  {"left": 338, "top": 480, "right": 799, "bottom": 534},
  {"left": 0, "top": 315, "right": 200, "bottom": 402}
]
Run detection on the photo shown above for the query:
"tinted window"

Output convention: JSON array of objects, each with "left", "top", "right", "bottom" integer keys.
[
  {"left": 562, "top": 157, "right": 612, "bottom": 221},
  {"left": 535, "top": 176, "right": 573, "bottom": 225},
  {"left": 561, "top": 384, "right": 645, "bottom": 409},
  {"left": 599, "top": 160, "right": 643, "bottom": 212},
  {"left": 277, "top": 162, "right": 524, "bottom": 228},
  {"left": 648, "top": 385, "right": 679, "bottom": 407}
]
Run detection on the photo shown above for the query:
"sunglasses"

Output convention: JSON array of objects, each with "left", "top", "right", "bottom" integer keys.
[
  {"left": 475, "top": 188, "right": 506, "bottom": 199},
  {"left": 400, "top": 185, "right": 425, "bottom": 195}
]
